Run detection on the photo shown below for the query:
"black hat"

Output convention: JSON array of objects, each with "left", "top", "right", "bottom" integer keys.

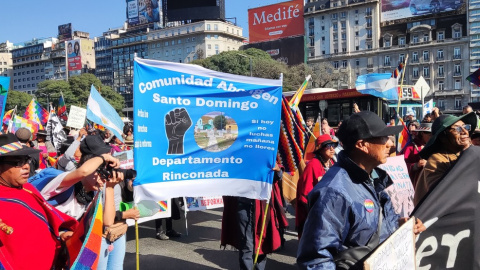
[
  {"left": 0, "top": 134, "right": 41, "bottom": 157},
  {"left": 37, "top": 129, "right": 47, "bottom": 136},
  {"left": 419, "top": 112, "right": 477, "bottom": 159},
  {"left": 80, "top": 135, "right": 111, "bottom": 156},
  {"left": 337, "top": 111, "right": 403, "bottom": 145}
]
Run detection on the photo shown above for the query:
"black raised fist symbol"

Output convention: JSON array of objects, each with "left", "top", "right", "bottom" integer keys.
[{"left": 165, "top": 108, "right": 192, "bottom": 155}]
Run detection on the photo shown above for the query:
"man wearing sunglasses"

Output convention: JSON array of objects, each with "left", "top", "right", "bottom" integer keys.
[
  {"left": 414, "top": 112, "right": 477, "bottom": 205},
  {"left": 0, "top": 134, "right": 78, "bottom": 269},
  {"left": 297, "top": 111, "right": 425, "bottom": 269}
]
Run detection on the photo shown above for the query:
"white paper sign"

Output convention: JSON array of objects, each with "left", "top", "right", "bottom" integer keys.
[
  {"left": 364, "top": 217, "right": 416, "bottom": 270},
  {"left": 66, "top": 105, "right": 87, "bottom": 129}
]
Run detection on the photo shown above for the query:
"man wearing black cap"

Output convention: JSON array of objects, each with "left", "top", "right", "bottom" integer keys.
[
  {"left": 0, "top": 134, "right": 78, "bottom": 269},
  {"left": 297, "top": 111, "right": 425, "bottom": 269}
]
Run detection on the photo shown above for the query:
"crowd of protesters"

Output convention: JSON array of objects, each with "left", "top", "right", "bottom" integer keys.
[
  {"left": 1, "top": 101, "right": 479, "bottom": 270},
  {"left": 0, "top": 123, "right": 137, "bottom": 270}
]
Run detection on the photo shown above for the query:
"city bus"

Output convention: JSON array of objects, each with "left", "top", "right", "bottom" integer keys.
[{"left": 283, "top": 88, "right": 391, "bottom": 127}]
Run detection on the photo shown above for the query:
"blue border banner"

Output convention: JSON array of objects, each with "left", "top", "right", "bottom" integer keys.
[
  {"left": 133, "top": 58, "right": 282, "bottom": 201},
  {"left": 0, "top": 77, "right": 10, "bottom": 125}
]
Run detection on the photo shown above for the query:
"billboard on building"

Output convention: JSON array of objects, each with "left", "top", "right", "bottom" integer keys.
[
  {"left": 58, "top": 23, "right": 72, "bottom": 42},
  {"left": 67, "top": 39, "right": 82, "bottom": 73},
  {"left": 164, "top": 0, "right": 225, "bottom": 21},
  {"left": 382, "top": 0, "right": 465, "bottom": 22},
  {"left": 127, "top": 0, "right": 160, "bottom": 26},
  {"left": 248, "top": 0, "right": 304, "bottom": 43},
  {"left": 243, "top": 36, "right": 305, "bottom": 66}
]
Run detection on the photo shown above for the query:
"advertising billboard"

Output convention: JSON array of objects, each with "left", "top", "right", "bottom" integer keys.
[
  {"left": 243, "top": 36, "right": 305, "bottom": 66},
  {"left": 248, "top": 0, "right": 304, "bottom": 43},
  {"left": 382, "top": 0, "right": 465, "bottom": 22},
  {"left": 67, "top": 40, "right": 82, "bottom": 72},
  {"left": 127, "top": 0, "right": 160, "bottom": 26},
  {"left": 58, "top": 23, "right": 72, "bottom": 42},
  {"left": 164, "top": 0, "right": 225, "bottom": 21}
]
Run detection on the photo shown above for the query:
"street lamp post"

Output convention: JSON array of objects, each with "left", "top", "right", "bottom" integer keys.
[{"left": 238, "top": 53, "right": 252, "bottom": 77}]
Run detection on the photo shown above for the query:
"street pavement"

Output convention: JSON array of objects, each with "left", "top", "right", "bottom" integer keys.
[{"left": 124, "top": 205, "right": 299, "bottom": 269}]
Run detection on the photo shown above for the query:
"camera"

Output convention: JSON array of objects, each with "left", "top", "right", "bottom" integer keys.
[{"left": 97, "top": 165, "right": 137, "bottom": 181}]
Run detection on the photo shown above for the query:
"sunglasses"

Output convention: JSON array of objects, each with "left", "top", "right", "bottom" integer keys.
[
  {"left": 1, "top": 156, "right": 33, "bottom": 168},
  {"left": 323, "top": 143, "right": 337, "bottom": 149},
  {"left": 450, "top": 124, "right": 471, "bottom": 133}
]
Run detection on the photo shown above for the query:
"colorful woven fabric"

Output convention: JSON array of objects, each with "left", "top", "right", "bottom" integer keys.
[
  {"left": 0, "top": 141, "right": 23, "bottom": 155},
  {"left": 10, "top": 116, "right": 40, "bottom": 138},
  {"left": 397, "top": 117, "right": 411, "bottom": 154},
  {"left": 277, "top": 96, "right": 308, "bottom": 173},
  {"left": 23, "top": 99, "right": 49, "bottom": 127},
  {"left": 57, "top": 95, "right": 68, "bottom": 122},
  {"left": 466, "top": 68, "right": 480, "bottom": 87},
  {"left": 391, "top": 61, "right": 405, "bottom": 79},
  {"left": 67, "top": 192, "right": 103, "bottom": 270}
]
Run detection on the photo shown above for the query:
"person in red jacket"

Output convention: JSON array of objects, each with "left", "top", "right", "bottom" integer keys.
[
  {"left": 403, "top": 122, "right": 432, "bottom": 187},
  {"left": 0, "top": 134, "right": 77, "bottom": 270},
  {"left": 295, "top": 134, "right": 337, "bottom": 239}
]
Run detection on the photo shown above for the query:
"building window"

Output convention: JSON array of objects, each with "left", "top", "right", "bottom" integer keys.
[
  {"left": 333, "top": 34, "right": 338, "bottom": 40},
  {"left": 413, "top": 35, "right": 418, "bottom": 44},
  {"left": 322, "top": 36, "right": 325, "bottom": 41},
  {"left": 438, "top": 81, "right": 444, "bottom": 91},
  {"left": 438, "top": 65, "right": 444, "bottom": 76},
  {"left": 332, "top": 13, "right": 337, "bottom": 19},
  {"left": 454, "top": 47, "right": 461, "bottom": 58},
  {"left": 438, "top": 31, "right": 445, "bottom": 40},
  {"left": 454, "top": 64, "right": 461, "bottom": 75},
  {"left": 367, "top": 29, "right": 372, "bottom": 38},
  {"left": 412, "top": 52, "right": 418, "bottom": 62},
  {"left": 342, "top": 33, "right": 346, "bottom": 40},
  {"left": 341, "top": 12, "right": 346, "bottom": 18},
  {"left": 341, "top": 22, "right": 346, "bottom": 29},
  {"left": 455, "top": 97, "right": 462, "bottom": 109},
  {"left": 423, "top": 66, "right": 429, "bottom": 77},
  {"left": 438, "top": 98, "right": 445, "bottom": 108},
  {"left": 384, "top": 56, "right": 391, "bottom": 66},
  {"left": 214, "top": 24, "right": 218, "bottom": 30},
  {"left": 423, "top": 34, "right": 429, "bottom": 42},
  {"left": 310, "top": 37, "right": 315, "bottom": 46},
  {"left": 309, "top": 28, "right": 315, "bottom": 36},
  {"left": 333, "top": 24, "right": 338, "bottom": 31},
  {"left": 333, "top": 61, "right": 339, "bottom": 68},
  {"left": 208, "top": 44, "right": 211, "bottom": 49},
  {"left": 437, "top": 49, "right": 444, "bottom": 60},
  {"left": 453, "top": 28, "right": 461, "bottom": 38},
  {"left": 413, "top": 67, "right": 419, "bottom": 78},
  {"left": 455, "top": 79, "right": 461, "bottom": 89},
  {"left": 207, "top": 24, "right": 211, "bottom": 30},
  {"left": 356, "top": 59, "right": 360, "bottom": 66},
  {"left": 355, "top": 31, "right": 359, "bottom": 37},
  {"left": 321, "top": 26, "right": 325, "bottom": 30},
  {"left": 355, "top": 46, "right": 359, "bottom": 51},
  {"left": 342, "top": 60, "right": 347, "bottom": 68},
  {"left": 355, "top": 20, "right": 359, "bottom": 25},
  {"left": 399, "top": 54, "right": 405, "bottom": 63},
  {"left": 423, "top": 50, "right": 429, "bottom": 61},
  {"left": 366, "top": 18, "right": 372, "bottom": 27}
]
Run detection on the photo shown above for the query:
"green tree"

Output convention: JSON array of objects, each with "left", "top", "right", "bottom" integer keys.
[
  {"left": 36, "top": 74, "right": 125, "bottom": 115},
  {"left": 213, "top": 115, "right": 227, "bottom": 130},
  {"left": 5, "top": 90, "right": 32, "bottom": 112}
]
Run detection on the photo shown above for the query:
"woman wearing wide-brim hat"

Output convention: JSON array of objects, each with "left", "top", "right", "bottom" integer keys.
[{"left": 414, "top": 112, "right": 477, "bottom": 205}]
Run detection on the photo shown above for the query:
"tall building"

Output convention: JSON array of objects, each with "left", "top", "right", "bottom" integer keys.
[
  {"left": 0, "top": 41, "right": 14, "bottom": 86},
  {"left": 304, "top": 0, "right": 381, "bottom": 88},
  {"left": 469, "top": 0, "right": 480, "bottom": 102},
  {"left": 95, "top": 26, "right": 127, "bottom": 88}
]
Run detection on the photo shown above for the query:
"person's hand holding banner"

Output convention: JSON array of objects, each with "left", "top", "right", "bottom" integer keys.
[{"left": 165, "top": 108, "right": 192, "bottom": 155}]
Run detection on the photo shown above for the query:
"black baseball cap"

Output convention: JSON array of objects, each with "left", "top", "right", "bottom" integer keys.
[
  {"left": 80, "top": 135, "right": 111, "bottom": 156},
  {"left": 337, "top": 111, "right": 403, "bottom": 145}
]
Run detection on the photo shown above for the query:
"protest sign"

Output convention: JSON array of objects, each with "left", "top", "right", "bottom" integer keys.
[
  {"left": 364, "top": 217, "right": 416, "bottom": 270},
  {"left": 113, "top": 150, "right": 134, "bottom": 169},
  {"left": 133, "top": 58, "right": 282, "bottom": 202},
  {"left": 185, "top": 196, "right": 224, "bottom": 211},
  {"left": 66, "top": 105, "right": 87, "bottom": 129},
  {"left": 378, "top": 155, "right": 415, "bottom": 217}
]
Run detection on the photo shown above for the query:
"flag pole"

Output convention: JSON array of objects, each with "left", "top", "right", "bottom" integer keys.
[
  {"left": 396, "top": 55, "right": 409, "bottom": 116},
  {"left": 253, "top": 201, "right": 269, "bottom": 270},
  {"left": 135, "top": 206, "right": 140, "bottom": 270}
]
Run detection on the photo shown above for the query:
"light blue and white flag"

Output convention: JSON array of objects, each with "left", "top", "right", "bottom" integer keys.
[
  {"left": 133, "top": 58, "right": 282, "bottom": 202},
  {"left": 86, "top": 85, "right": 124, "bottom": 141},
  {"left": 356, "top": 73, "right": 398, "bottom": 101}
]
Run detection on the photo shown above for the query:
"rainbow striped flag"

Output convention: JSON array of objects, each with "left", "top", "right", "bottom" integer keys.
[
  {"left": 397, "top": 117, "right": 411, "bottom": 154},
  {"left": 2, "top": 108, "right": 14, "bottom": 125},
  {"left": 10, "top": 115, "right": 40, "bottom": 137},
  {"left": 23, "top": 98, "right": 49, "bottom": 127},
  {"left": 67, "top": 192, "right": 103, "bottom": 270},
  {"left": 277, "top": 96, "right": 308, "bottom": 173},
  {"left": 57, "top": 95, "right": 68, "bottom": 122}
]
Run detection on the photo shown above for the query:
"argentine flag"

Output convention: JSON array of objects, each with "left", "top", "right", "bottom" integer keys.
[
  {"left": 86, "top": 85, "right": 125, "bottom": 142},
  {"left": 355, "top": 73, "right": 398, "bottom": 101}
]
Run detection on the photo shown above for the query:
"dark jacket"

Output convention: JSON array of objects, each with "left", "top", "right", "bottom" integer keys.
[{"left": 297, "top": 151, "right": 400, "bottom": 269}]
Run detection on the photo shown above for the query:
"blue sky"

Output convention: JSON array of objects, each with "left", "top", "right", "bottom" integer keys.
[{"left": 0, "top": 0, "right": 283, "bottom": 44}]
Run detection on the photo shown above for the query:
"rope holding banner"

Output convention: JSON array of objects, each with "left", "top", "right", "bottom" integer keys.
[{"left": 253, "top": 201, "right": 270, "bottom": 270}]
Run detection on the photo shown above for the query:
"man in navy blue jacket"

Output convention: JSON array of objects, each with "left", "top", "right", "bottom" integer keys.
[{"left": 297, "top": 111, "right": 424, "bottom": 269}]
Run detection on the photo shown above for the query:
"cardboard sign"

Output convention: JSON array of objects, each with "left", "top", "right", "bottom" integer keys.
[
  {"left": 379, "top": 155, "right": 415, "bottom": 217},
  {"left": 66, "top": 105, "right": 87, "bottom": 129},
  {"left": 364, "top": 217, "right": 416, "bottom": 270}
]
